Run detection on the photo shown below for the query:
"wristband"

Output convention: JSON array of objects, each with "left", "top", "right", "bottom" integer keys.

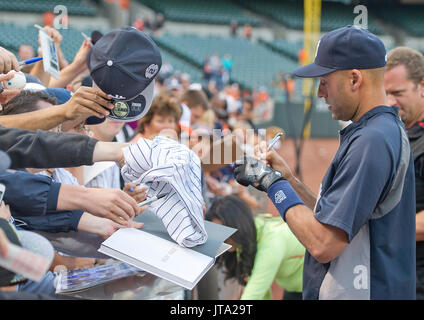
[{"left": 267, "top": 180, "right": 304, "bottom": 221}]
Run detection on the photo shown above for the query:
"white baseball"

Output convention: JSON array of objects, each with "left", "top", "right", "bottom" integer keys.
[{"left": 4, "top": 70, "right": 26, "bottom": 90}]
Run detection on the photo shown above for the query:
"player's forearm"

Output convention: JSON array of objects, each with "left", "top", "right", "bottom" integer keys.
[{"left": 286, "top": 175, "right": 317, "bottom": 210}]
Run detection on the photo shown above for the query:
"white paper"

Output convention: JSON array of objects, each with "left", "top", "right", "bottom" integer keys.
[
  {"left": 83, "top": 161, "right": 116, "bottom": 185},
  {"left": 100, "top": 228, "right": 212, "bottom": 283},
  {"left": 39, "top": 30, "right": 60, "bottom": 80}
]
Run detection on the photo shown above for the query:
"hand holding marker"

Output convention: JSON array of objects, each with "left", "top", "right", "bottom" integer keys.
[
  {"left": 267, "top": 132, "right": 284, "bottom": 151},
  {"left": 81, "top": 32, "right": 93, "bottom": 46},
  {"left": 1, "top": 58, "right": 43, "bottom": 90}
]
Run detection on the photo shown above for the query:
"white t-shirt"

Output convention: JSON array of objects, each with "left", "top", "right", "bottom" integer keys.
[{"left": 179, "top": 103, "right": 191, "bottom": 128}]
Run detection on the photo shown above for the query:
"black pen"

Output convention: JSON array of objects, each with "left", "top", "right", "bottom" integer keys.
[{"left": 138, "top": 193, "right": 166, "bottom": 207}]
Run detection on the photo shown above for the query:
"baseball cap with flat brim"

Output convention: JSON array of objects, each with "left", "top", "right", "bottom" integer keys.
[
  {"left": 87, "top": 26, "right": 162, "bottom": 122},
  {"left": 293, "top": 25, "right": 386, "bottom": 78}
]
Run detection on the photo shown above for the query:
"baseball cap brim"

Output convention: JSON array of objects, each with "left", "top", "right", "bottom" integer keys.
[
  {"left": 0, "top": 151, "right": 11, "bottom": 172},
  {"left": 91, "top": 79, "right": 155, "bottom": 123},
  {"left": 108, "top": 78, "right": 155, "bottom": 122},
  {"left": 135, "top": 78, "right": 155, "bottom": 120},
  {"left": 86, "top": 114, "right": 106, "bottom": 125},
  {"left": 293, "top": 62, "right": 336, "bottom": 78}
]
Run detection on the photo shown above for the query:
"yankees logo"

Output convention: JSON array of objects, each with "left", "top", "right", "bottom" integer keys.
[{"left": 145, "top": 64, "right": 159, "bottom": 79}]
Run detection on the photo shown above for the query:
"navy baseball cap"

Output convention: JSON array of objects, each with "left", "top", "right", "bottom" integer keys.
[
  {"left": 91, "top": 30, "right": 103, "bottom": 45},
  {"left": 293, "top": 25, "right": 386, "bottom": 78},
  {"left": 42, "top": 88, "right": 72, "bottom": 105},
  {"left": 87, "top": 26, "right": 162, "bottom": 122}
]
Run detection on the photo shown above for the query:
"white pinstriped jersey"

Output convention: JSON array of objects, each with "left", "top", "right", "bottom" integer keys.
[{"left": 121, "top": 136, "right": 207, "bottom": 248}]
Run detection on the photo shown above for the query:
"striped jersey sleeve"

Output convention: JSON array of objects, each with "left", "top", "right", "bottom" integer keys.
[{"left": 121, "top": 136, "right": 207, "bottom": 247}]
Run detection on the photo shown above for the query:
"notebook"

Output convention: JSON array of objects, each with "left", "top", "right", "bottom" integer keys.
[{"left": 98, "top": 210, "right": 236, "bottom": 290}]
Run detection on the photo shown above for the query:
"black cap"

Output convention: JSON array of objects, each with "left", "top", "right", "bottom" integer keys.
[
  {"left": 293, "top": 25, "right": 386, "bottom": 78},
  {"left": 91, "top": 30, "right": 103, "bottom": 45},
  {"left": 84, "top": 31, "right": 105, "bottom": 125},
  {"left": 87, "top": 27, "right": 162, "bottom": 122}
]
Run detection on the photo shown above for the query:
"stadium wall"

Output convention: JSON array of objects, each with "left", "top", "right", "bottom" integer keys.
[{"left": 259, "top": 101, "right": 341, "bottom": 138}]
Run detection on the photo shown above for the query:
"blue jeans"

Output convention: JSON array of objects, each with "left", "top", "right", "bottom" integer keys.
[{"left": 18, "top": 271, "right": 57, "bottom": 296}]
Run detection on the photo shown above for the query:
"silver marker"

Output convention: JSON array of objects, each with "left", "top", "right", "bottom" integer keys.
[{"left": 81, "top": 32, "right": 93, "bottom": 46}]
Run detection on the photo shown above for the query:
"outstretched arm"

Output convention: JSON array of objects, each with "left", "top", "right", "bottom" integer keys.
[
  {"left": 234, "top": 155, "right": 348, "bottom": 264},
  {"left": 0, "top": 86, "right": 113, "bottom": 131}
]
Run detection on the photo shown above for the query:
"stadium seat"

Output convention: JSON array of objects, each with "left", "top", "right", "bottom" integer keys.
[
  {"left": 159, "top": 49, "right": 203, "bottom": 84},
  {"left": 0, "top": 23, "right": 202, "bottom": 86},
  {"left": 235, "top": 0, "right": 384, "bottom": 34},
  {"left": 135, "top": 0, "right": 261, "bottom": 26},
  {"left": 259, "top": 39, "right": 303, "bottom": 62},
  {"left": 0, "top": 0, "right": 97, "bottom": 16},
  {"left": 152, "top": 33, "right": 300, "bottom": 96},
  {"left": 371, "top": 4, "right": 424, "bottom": 37}
]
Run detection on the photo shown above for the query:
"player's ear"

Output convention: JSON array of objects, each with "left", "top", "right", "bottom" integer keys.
[{"left": 350, "top": 69, "right": 362, "bottom": 91}]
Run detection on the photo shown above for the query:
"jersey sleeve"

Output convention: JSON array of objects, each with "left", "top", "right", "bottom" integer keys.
[
  {"left": 315, "top": 130, "right": 395, "bottom": 241},
  {"left": 0, "top": 126, "right": 98, "bottom": 169}
]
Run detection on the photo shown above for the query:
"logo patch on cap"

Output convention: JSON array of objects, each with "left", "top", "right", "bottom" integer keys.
[
  {"left": 145, "top": 64, "right": 159, "bottom": 79},
  {"left": 314, "top": 40, "right": 321, "bottom": 59},
  {"left": 112, "top": 101, "right": 130, "bottom": 118}
]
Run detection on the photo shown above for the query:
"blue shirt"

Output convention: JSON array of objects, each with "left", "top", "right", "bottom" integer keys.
[{"left": 301, "top": 106, "right": 415, "bottom": 299}]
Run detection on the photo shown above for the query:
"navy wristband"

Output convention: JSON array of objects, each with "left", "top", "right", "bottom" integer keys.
[{"left": 267, "top": 180, "right": 304, "bottom": 221}]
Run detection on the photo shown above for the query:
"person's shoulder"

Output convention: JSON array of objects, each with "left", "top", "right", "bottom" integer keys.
[{"left": 355, "top": 112, "right": 401, "bottom": 143}]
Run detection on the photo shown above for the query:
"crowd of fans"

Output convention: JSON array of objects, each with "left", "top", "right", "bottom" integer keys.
[
  {"left": 0, "top": 25, "right": 288, "bottom": 300},
  {"left": 1, "top": 22, "right": 423, "bottom": 302}
]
